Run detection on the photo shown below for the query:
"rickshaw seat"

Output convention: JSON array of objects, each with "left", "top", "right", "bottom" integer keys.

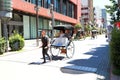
[{"left": 51, "top": 37, "right": 69, "bottom": 47}]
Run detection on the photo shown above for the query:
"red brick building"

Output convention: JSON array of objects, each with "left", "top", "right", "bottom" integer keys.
[{"left": 0, "top": 0, "right": 81, "bottom": 39}]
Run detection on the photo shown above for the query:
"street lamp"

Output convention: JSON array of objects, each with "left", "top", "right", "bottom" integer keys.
[
  {"left": 49, "top": 4, "right": 55, "bottom": 40},
  {"left": 35, "top": 0, "right": 39, "bottom": 46},
  {"left": 0, "top": 0, "right": 12, "bottom": 52},
  {"left": 80, "top": 17, "right": 84, "bottom": 31}
]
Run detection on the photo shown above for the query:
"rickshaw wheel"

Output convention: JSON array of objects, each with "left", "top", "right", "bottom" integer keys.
[
  {"left": 50, "top": 46, "right": 60, "bottom": 56},
  {"left": 66, "top": 41, "right": 75, "bottom": 58}
]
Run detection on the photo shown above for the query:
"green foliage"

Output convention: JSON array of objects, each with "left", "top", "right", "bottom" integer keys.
[
  {"left": 74, "top": 23, "right": 82, "bottom": 29},
  {"left": 97, "top": 27, "right": 105, "bottom": 34},
  {"left": 112, "top": 67, "right": 120, "bottom": 75},
  {"left": 110, "top": 28, "right": 120, "bottom": 68},
  {"left": 9, "top": 31, "right": 24, "bottom": 51},
  {"left": 84, "top": 25, "right": 91, "bottom": 31},
  {"left": 105, "top": 0, "right": 119, "bottom": 24},
  {"left": 105, "top": 0, "right": 117, "bottom": 14},
  {"left": 91, "top": 26, "right": 97, "bottom": 30},
  {"left": 0, "top": 38, "right": 6, "bottom": 54}
]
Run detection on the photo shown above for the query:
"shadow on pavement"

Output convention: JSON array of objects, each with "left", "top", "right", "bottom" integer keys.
[
  {"left": 52, "top": 56, "right": 65, "bottom": 61},
  {"left": 60, "top": 44, "right": 110, "bottom": 80},
  {"left": 29, "top": 56, "right": 65, "bottom": 65},
  {"left": 29, "top": 62, "right": 41, "bottom": 65}
]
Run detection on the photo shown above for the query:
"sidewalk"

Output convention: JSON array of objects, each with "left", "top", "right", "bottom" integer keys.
[
  {"left": 0, "top": 39, "right": 97, "bottom": 80},
  {"left": 0, "top": 39, "right": 40, "bottom": 56}
]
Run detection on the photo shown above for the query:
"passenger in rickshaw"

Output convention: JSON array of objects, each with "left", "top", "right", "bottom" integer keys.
[
  {"left": 64, "top": 29, "right": 72, "bottom": 40},
  {"left": 51, "top": 30, "right": 69, "bottom": 47},
  {"left": 59, "top": 30, "right": 65, "bottom": 37},
  {"left": 91, "top": 30, "right": 97, "bottom": 39}
]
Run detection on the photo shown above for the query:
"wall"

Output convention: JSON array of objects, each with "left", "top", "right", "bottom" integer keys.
[{"left": 30, "top": 16, "right": 36, "bottom": 39}]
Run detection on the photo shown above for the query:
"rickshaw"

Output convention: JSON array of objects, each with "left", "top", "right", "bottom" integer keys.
[
  {"left": 91, "top": 30, "right": 97, "bottom": 39},
  {"left": 50, "top": 25, "right": 75, "bottom": 58},
  {"left": 76, "top": 30, "right": 86, "bottom": 40}
]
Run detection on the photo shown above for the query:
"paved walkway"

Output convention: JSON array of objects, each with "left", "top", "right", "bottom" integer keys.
[
  {"left": 73, "top": 35, "right": 110, "bottom": 80},
  {"left": 0, "top": 35, "right": 119, "bottom": 80}
]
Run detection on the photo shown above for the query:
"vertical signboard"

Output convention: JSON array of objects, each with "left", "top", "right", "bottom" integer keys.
[{"left": 0, "top": 0, "right": 12, "bottom": 18}]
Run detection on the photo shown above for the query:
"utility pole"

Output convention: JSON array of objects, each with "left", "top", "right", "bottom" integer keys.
[
  {"left": 80, "top": 17, "right": 84, "bottom": 31},
  {"left": 35, "top": 0, "right": 39, "bottom": 46},
  {"left": 50, "top": 4, "right": 55, "bottom": 40},
  {"left": 118, "top": 0, "right": 120, "bottom": 7}
]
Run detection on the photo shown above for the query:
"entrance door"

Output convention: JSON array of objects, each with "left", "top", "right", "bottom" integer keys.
[{"left": 7, "top": 21, "right": 23, "bottom": 37}]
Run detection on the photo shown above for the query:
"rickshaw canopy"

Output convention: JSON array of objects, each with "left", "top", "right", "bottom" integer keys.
[
  {"left": 53, "top": 25, "right": 74, "bottom": 30},
  {"left": 92, "top": 30, "right": 97, "bottom": 32}
]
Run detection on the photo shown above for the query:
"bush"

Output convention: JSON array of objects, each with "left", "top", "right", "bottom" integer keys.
[
  {"left": 110, "top": 27, "right": 120, "bottom": 69},
  {"left": 9, "top": 31, "right": 24, "bottom": 51},
  {"left": 74, "top": 23, "right": 82, "bottom": 29},
  {"left": 112, "top": 67, "right": 120, "bottom": 75},
  {"left": 0, "top": 38, "right": 6, "bottom": 54}
]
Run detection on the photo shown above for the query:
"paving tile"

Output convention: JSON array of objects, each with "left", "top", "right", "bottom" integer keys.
[{"left": 63, "top": 65, "right": 97, "bottom": 73}]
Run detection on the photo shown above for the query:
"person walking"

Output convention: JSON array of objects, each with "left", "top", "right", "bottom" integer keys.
[
  {"left": 40, "top": 30, "right": 51, "bottom": 63},
  {"left": 107, "top": 25, "right": 113, "bottom": 42}
]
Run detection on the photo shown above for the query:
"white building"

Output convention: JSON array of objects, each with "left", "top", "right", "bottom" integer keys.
[
  {"left": 102, "top": 9, "right": 107, "bottom": 28},
  {"left": 81, "top": 0, "right": 94, "bottom": 26},
  {"left": 94, "top": 7, "right": 103, "bottom": 27}
]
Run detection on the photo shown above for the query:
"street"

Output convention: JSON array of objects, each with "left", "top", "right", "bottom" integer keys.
[{"left": 0, "top": 34, "right": 110, "bottom": 80}]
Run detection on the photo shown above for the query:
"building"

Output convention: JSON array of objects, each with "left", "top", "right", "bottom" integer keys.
[
  {"left": 94, "top": 7, "right": 103, "bottom": 27},
  {"left": 101, "top": 9, "right": 107, "bottom": 28},
  {"left": 81, "top": 0, "right": 94, "bottom": 26},
  {"left": 94, "top": 7, "right": 107, "bottom": 28},
  {"left": 0, "top": 0, "right": 81, "bottom": 39}
]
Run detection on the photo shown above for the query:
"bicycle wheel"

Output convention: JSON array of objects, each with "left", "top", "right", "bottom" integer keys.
[
  {"left": 66, "top": 41, "right": 75, "bottom": 58},
  {"left": 50, "top": 46, "right": 60, "bottom": 56}
]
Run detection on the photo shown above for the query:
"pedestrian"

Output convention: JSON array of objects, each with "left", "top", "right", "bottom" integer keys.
[
  {"left": 107, "top": 25, "right": 113, "bottom": 42},
  {"left": 40, "top": 30, "right": 51, "bottom": 63}
]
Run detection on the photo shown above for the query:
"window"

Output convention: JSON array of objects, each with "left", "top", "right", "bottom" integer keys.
[
  {"left": 43, "top": 19, "right": 48, "bottom": 29},
  {"left": 62, "top": 0, "right": 67, "bottom": 15},
  {"left": 31, "top": 0, "right": 35, "bottom": 4},
  {"left": 54, "top": 0, "right": 60, "bottom": 13},
  {"left": 38, "top": 0, "right": 42, "bottom": 7},
  {"left": 71, "top": 4, "right": 75, "bottom": 18},
  {"left": 44, "top": 0, "right": 51, "bottom": 9},
  {"left": 68, "top": 2, "right": 75, "bottom": 18},
  {"left": 68, "top": 2, "right": 72, "bottom": 17},
  {"left": 24, "top": 0, "right": 31, "bottom": 2},
  {"left": 39, "top": 17, "right": 43, "bottom": 30},
  {"left": 48, "top": 0, "right": 51, "bottom": 6},
  {"left": 30, "top": 0, "right": 43, "bottom": 7}
]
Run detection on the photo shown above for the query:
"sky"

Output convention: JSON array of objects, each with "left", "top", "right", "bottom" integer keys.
[
  {"left": 93, "top": 0, "right": 114, "bottom": 22},
  {"left": 93, "top": 0, "right": 112, "bottom": 9}
]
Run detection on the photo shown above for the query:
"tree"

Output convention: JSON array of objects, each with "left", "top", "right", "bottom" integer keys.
[
  {"left": 105, "top": 0, "right": 119, "bottom": 24},
  {"left": 74, "top": 23, "right": 82, "bottom": 29},
  {"left": 84, "top": 24, "right": 91, "bottom": 36}
]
